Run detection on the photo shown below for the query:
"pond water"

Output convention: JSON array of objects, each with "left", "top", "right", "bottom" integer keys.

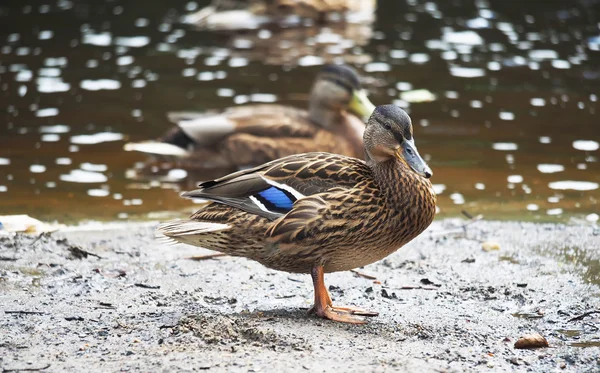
[{"left": 0, "top": 0, "right": 598, "bottom": 223}]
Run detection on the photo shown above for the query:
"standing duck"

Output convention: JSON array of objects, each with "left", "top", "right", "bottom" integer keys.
[
  {"left": 125, "top": 64, "right": 375, "bottom": 169},
  {"left": 157, "top": 105, "right": 436, "bottom": 324}
]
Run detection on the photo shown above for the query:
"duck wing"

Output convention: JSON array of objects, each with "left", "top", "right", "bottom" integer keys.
[{"left": 181, "top": 152, "right": 370, "bottom": 220}]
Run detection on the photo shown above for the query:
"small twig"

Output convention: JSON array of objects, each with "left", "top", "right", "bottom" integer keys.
[
  {"left": 187, "top": 253, "right": 227, "bottom": 261},
  {"left": 568, "top": 310, "right": 600, "bottom": 322},
  {"left": 29, "top": 232, "right": 51, "bottom": 247},
  {"left": 400, "top": 285, "right": 439, "bottom": 291},
  {"left": 0, "top": 256, "right": 18, "bottom": 261},
  {"left": 461, "top": 210, "right": 474, "bottom": 219},
  {"left": 350, "top": 269, "right": 378, "bottom": 280},
  {"left": 68, "top": 246, "right": 102, "bottom": 259},
  {"left": 3, "top": 363, "right": 51, "bottom": 372},
  {"left": 5, "top": 310, "right": 45, "bottom": 315},
  {"left": 134, "top": 283, "right": 160, "bottom": 289}
]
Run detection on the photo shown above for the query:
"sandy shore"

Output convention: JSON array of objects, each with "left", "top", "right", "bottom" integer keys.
[{"left": 1, "top": 219, "right": 599, "bottom": 372}]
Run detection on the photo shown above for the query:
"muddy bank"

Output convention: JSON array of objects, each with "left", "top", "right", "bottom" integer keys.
[{"left": 1, "top": 220, "right": 599, "bottom": 372}]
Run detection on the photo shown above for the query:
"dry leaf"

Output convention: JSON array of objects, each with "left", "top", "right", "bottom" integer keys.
[
  {"left": 482, "top": 241, "right": 501, "bottom": 252},
  {"left": 514, "top": 333, "right": 549, "bottom": 349}
]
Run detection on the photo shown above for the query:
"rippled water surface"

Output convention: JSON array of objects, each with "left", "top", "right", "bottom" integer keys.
[{"left": 1, "top": 0, "right": 599, "bottom": 223}]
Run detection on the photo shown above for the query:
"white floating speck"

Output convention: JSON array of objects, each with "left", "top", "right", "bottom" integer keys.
[
  {"left": 470, "top": 100, "right": 483, "bottom": 108},
  {"left": 132, "top": 79, "right": 146, "bottom": 88},
  {"left": 537, "top": 164, "right": 564, "bottom": 173},
  {"left": 30, "top": 164, "right": 46, "bottom": 173},
  {"left": 364, "top": 62, "right": 390, "bottom": 72},
  {"left": 0, "top": 186, "right": 6, "bottom": 192},
  {"left": 432, "top": 184, "right": 446, "bottom": 194},
  {"left": 41, "top": 134, "right": 60, "bottom": 142},
  {"left": 487, "top": 61, "right": 501, "bottom": 71},
  {"left": 507, "top": 175, "right": 523, "bottom": 183},
  {"left": 400, "top": 89, "right": 436, "bottom": 103},
  {"left": 15, "top": 70, "right": 33, "bottom": 82},
  {"left": 39, "top": 67, "right": 61, "bottom": 77},
  {"left": 499, "top": 111, "right": 515, "bottom": 120},
  {"left": 114, "top": 36, "right": 150, "bottom": 47},
  {"left": 82, "top": 32, "right": 112, "bottom": 46},
  {"left": 450, "top": 192, "right": 465, "bottom": 205},
  {"left": 547, "top": 208, "right": 563, "bottom": 216},
  {"left": 492, "top": 142, "right": 518, "bottom": 151},
  {"left": 548, "top": 181, "right": 599, "bottom": 191},
  {"left": 450, "top": 66, "right": 485, "bottom": 78},
  {"left": 409, "top": 53, "right": 430, "bottom": 64},
  {"left": 526, "top": 204, "right": 539, "bottom": 211},
  {"left": 197, "top": 71, "right": 215, "bottom": 81},
  {"left": 70, "top": 132, "right": 124, "bottom": 145},
  {"left": 88, "top": 189, "right": 110, "bottom": 197},
  {"left": 56, "top": 158, "right": 71, "bottom": 165},
  {"left": 573, "top": 140, "right": 599, "bottom": 151},
  {"left": 466, "top": 17, "right": 490, "bottom": 28},
  {"left": 60, "top": 170, "right": 107, "bottom": 183},
  {"left": 36, "top": 108, "right": 59, "bottom": 117},
  {"left": 217, "top": 88, "right": 235, "bottom": 97},
  {"left": 530, "top": 98, "right": 545, "bottom": 106},
  {"left": 44, "top": 57, "right": 67, "bottom": 67},
  {"left": 81, "top": 162, "right": 108, "bottom": 172},
  {"left": 135, "top": 18, "right": 149, "bottom": 27},
  {"left": 250, "top": 93, "right": 277, "bottom": 103},
  {"left": 117, "top": 56, "right": 134, "bottom": 66},
  {"left": 38, "top": 30, "right": 53, "bottom": 40},
  {"left": 396, "top": 82, "right": 413, "bottom": 91},
  {"left": 80, "top": 79, "right": 121, "bottom": 91},
  {"left": 528, "top": 50, "right": 558, "bottom": 60},
  {"left": 551, "top": 60, "right": 570, "bottom": 69},
  {"left": 443, "top": 30, "right": 483, "bottom": 45},
  {"left": 0, "top": 158, "right": 10, "bottom": 165},
  {"left": 298, "top": 55, "right": 323, "bottom": 66},
  {"left": 586, "top": 213, "right": 599, "bottom": 222},
  {"left": 475, "top": 183, "right": 485, "bottom": 190},
  {"left": 167, "top": 169, "right": 188, "bottom": 180},
  {"left": 37, "top": 77, "right": 70, "bottom": 93},
  {"left": 228, "top": 57, "right": 248, "bottom": 68},
  {"left": 390, "top": 50, "right": 408, "bottom": 59},
  {"left": 539, "top": 136, "right": 551, "bottom": 144}
]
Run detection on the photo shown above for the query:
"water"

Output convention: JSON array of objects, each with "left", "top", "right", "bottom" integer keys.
[{"left": 0, "top": 0, "right": 599, "bottom": 223}]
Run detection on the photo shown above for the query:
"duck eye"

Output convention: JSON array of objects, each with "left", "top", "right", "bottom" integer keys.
[{"left": 382, "top": 122, "right": 392, "bottom": 130}]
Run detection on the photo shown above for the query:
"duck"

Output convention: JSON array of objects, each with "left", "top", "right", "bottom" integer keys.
[
  {"left": 157, "top": 104, "right": 436, "bottom": 324},
  {"left": 183, "top": 0, "right": 377, "bottom": 30},
  {"left": 124, "top": 64, "right": 376, "bottom": 170}
]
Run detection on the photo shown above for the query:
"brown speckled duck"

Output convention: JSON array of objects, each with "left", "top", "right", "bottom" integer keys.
[
  {"left": 157, "top": 105, "right": 436, "bottom": 324},
  {"left": 124, "top": 64, "right": 375, "bottom": 169}
]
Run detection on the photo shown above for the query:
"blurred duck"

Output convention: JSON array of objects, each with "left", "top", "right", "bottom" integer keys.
[
  {"left": 184, "top": 0, "right": 377, "bottom": 30},
  {"left": 124, "top": 64, "right": 375, "bottom": 169},
  {"left": 157, "top": 105, "right": 436, "bottom": 324}
]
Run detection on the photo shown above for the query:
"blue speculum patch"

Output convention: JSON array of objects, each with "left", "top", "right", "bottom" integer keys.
[{"left": 257, "top": 187, "right": 294, "bottom": 211}]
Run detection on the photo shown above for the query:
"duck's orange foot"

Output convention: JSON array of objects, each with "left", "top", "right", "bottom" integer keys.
[{"left": 309, "top": 305, "right": 379, "bottom": 324}]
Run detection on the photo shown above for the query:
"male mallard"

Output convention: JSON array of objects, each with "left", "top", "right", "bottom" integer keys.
[
  {"left": 158, "top": 105, "right": 436, "bottom": 324},
  {"left": 125, "top": 64, "right": 375, "bottom": 169},
  {"left": 184, "top": 0, "right": 376, "bottom": 30}
]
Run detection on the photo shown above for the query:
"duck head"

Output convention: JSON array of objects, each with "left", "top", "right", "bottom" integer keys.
[{"left": 364, "top": 104, "right": 432, "bottom": 179}]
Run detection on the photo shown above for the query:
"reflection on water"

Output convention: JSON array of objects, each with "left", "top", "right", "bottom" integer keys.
[{"left": 0, "top": 0, "right": 599, "bottom": 223}]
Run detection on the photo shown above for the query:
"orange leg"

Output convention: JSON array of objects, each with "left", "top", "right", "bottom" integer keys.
[{"left": 308, "top": 265, "right": 378, "bottom": 324}]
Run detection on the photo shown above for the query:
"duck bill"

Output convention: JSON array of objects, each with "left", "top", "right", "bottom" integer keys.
[
  {"left": 349, "top": 89, "right": 376, "bottom": 121},
  {"left": 396, "top": 139, "right": 433, "bottom": 178}
]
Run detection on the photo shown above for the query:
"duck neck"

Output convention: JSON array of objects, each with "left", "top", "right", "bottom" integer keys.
[
  {"left": 369, "top": 157, "right": 436, "bottom": 243},
  {"left": 308, "top": 100, "right": 343, "bottom": 130}
]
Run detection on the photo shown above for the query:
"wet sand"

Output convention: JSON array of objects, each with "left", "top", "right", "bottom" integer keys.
[{"left": 1, "top": 219, "right": 599, "bottom": 372}]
